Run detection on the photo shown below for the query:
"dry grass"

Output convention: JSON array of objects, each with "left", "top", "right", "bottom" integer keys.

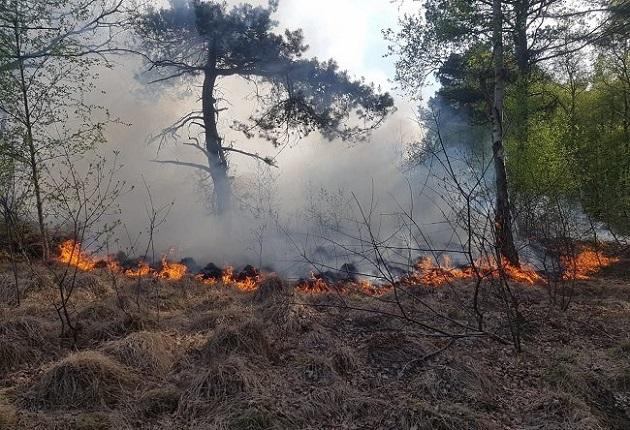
[
  {"left": 187, "top": 307, "right": 243, "bottom": 332},
  {"left": 253, "top": 274, "right": 287, "bottom": 302},
  {"left": 0, "top": 403, "right": 18, "bottom": 428},
  {"left": 23, "top": 350, "right": 135, "bottom": 409},
  {"left": 101, "top": 331, "right": 177, "bottom": 376},
  {"left": 330, "top": 345, "right": 359, "bottom": 376},
  {"left": 0, "top": 316, "right": 53, "bottom": 373},
  {"left": 137, "top": 385, "right": 181, "bottom": 418},
  {"left": 177, "top": 357, "right": 260, "bottom": 418},
  {"left": 0, "top": 262, "right": 629, "bottom": 429},
  {"left": 202, "top": 318, "right": 274, "bottom": 361},
  {"left": 75, "top": 301, "right": 154, "bottom": 342}
]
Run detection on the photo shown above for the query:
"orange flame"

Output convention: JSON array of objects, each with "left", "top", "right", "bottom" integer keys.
[
  {"left": 221, "top": 266, "right": 234, "bottom": 285},
  {"left": 57, "top": 240, "right": 619, "bottom": 294},
  {"left": 57, "top": 240, "right": 97, "bottom": 271},
  {"left": 562, "top": 247, "right": 619, "bottom": 280},
  {"left": 218, "top": 266, "right": 259, "bottom": 291},
  {"left": 195, "top": 274, "right": 218, "bottom": 286},
  {"left": 125, "top": 261, "right": 151, "bottom": 278},
  {"left": 295, "top": 272, "right": 333, "bottom": 294},
  {"left": 158, "top": 257, "right": 187, "bottom": 280},
  {"left": 402, "top": 255, "right": 544, "bottom": 287}
]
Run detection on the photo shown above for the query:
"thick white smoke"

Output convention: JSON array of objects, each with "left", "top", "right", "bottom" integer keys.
[{"left": 80, "top": 0, "right": 458, "bottom": 275}]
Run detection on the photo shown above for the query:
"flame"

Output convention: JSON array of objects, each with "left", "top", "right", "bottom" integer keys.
[
  {"left": 158, "top": 257, "right": 187, "bottom": 280},
  {"left": 106, "top": 258, "right": 121, "bottom": 273},
  {"left": 295, "top": 272, "right": 333, "bottom": 294},
  {"left": 401, "top": 255, "right": 544, "bottom": 287},
  {"left": 562, "top": 247, "right": 619, "bottom": 280},
  {"left": 195, "top": 274, "right": 218, "bottom": 286},
  {"left": 57, "top": 240, "right": 619, "bottom": 294},
  {"left": 218, "top": 266, "right": 259, "bottom": 291},
  {"left": 221, "top": 266, "right": 234, "bottom": 285},
  {"left": 57, "top": 240, "right": 97, "bottom": 271},
  {"left": 125, "top": 261, "right": 151, "bottom": 278},
  {"left": 356, "top": 279, "right": 390, "bottom": 296},
  {"left": 234, "top": 277, "right": 259, "bottom": 292}
]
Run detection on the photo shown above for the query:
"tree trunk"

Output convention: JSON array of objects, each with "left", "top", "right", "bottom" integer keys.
[
  {"left": 202, "top": 62, "right": 231, "bottom": 214},
  {"left": 14, "top": 15, "right": 49, "bottom": 259},
  {"left": 492, "top": 0, "right": 520, "bottom": 267}
]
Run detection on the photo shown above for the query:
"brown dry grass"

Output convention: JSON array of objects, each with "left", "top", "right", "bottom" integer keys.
[
  {"left": 0, "top": 316, "right": 54, "bottom": 374},
  {"left": 22, "top": 350, "right": 135, "bottom": 409},
  {"left": 177, "top": 356, "right": 260, "bottom": 419},
  {"left": 202, "top": 318, "right": 274, "bottom": 361},
  {"left": 0, "top": 261, "right": 629, "bottom": 429},
  {"left": 101, "top": 331, "right": 178, "bottom": 376}
]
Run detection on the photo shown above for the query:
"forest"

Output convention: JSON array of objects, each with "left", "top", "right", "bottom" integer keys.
[{"left": 0, "top": 0, "right": 629, "bottom": 429}]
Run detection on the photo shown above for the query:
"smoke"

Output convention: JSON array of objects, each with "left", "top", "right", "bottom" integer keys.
[{"left": 77, "top": 0, "right": 465, "bottom": 276}]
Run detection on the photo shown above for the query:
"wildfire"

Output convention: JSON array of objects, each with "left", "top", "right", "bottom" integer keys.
[
  {"left": 57, "top": 240, "right": 97, "bottom": 271},
  {"left": 157, "top": 257, "right": 187, "bottom": 280},
  {"left": 403, "top": 255, "right": 544, "bottom": 287},
  {"left": 295, "top": 272, "right": 335, "bottom": 294},
  {"left": 125, "top": 261, "right": 151, "bottom": 278},
  {"left": 221, "top": 266, "right": 235, "bottom": 285},
  {"left": 218, "top": 266, "right": 259, "bottom": 291},
  {"left": 562, "top": 247, "right": 619, "bottom": 280},
  {"left": 56, "top": 240, "right": 619, "bottom": 294},
  {"left": 56, "top": 240, "right": 187, "bottom": 281},
  {"left": 195, "top": 274, "right": 218, "bottom": 286}
]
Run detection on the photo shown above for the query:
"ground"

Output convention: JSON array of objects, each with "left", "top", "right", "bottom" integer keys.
[{"left": 0, "top": 259, "right": 629, "bottom": 430}]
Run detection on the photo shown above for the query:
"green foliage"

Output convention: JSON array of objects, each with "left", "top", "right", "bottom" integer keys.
[{"left": 504, "top": 46, "right": 630, "bottom": 233}]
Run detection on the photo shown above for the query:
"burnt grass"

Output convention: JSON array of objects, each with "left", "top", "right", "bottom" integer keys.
[{"left": 0, "top": 261, "right": 629, "bottom": 429}]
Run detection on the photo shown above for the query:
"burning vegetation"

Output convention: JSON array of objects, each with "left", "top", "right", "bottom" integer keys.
[{"left": 56, "top": 240, "right": 619, "bottom": 295}]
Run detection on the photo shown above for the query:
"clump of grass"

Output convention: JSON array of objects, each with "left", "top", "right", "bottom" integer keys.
[
  {"left": 364, "top": 331, "right": 416, "bottom": 364},
  {"left": 261, "top": 301, "right": 315, "bottom": 335},
  {"left": 72, "top": 412, "right": 111, "bottom": 430},
  {"left": 178, "top": 357, "right": 260, "bottom": 418},
  {"left": 71, "top": 272, "right": 113, "bottom": 298},
  {"left": 76, "top": 302, "right": 154, "bottom": 342},
  {"left": 102, "top": 331, "right": 177, "bottom": 375},
  {"left": 0, "top": 316, "right": 52, "bottom": 373},
  {"left": 0, "top": 315, "right": 48, "bottom": 345},
  {"left": 0, "top": 404, "right": 17, "bottom": 428},
  {"left": 295, "top": 354, "right": 337, "bottom": 384},
  {"left": 231, "top": 407, "right": 274, "bottom": 430},
  {"left": 138, "top": 385, "right": 181, "bottom": 418},
  {"left": 203, "top": 318, "right": 274, "bottom": 361},
  {"left": 331, "top": 345, "right": 358, "bottom": 376},
  {"left": 608, "top": 339, "right": 630, "bottom": 359},
  {"left": 253, "top": 275, "right": 286, "bottom": 303},
  {"left": 24, "top": 350, "right": 135, "bottom": 409},
  {"left": 188, "top": 308, "right": 242, "bottom": 332}
]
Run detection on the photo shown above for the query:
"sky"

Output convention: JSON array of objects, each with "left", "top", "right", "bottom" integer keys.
[{"left": 278, "top": 0, "right": 414, "bottom": 89}]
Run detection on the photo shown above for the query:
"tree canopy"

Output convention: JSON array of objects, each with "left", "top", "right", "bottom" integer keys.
[{"left": 133, "top": 0, "right": 395, "bottom": 213}]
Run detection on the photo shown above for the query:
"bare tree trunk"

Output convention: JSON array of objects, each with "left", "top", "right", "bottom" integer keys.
[
  {"left": 492, "top": 0, "right": 520, "bottom": 267},
  {"left": 13, "top": 15, "right": 49, "bottom": 259},
  {"left": 202, "top": 63, "right": 231, "bottom": 214}
]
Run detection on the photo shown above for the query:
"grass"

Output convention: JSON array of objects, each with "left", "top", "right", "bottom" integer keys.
[
  {"left": 101, "top": 331, "right": 177, "bottom": 375},
  {"left": 0, "top": 262, "right": 629, "bottom": 428},
  {"left": 23, "top": 350, "right": 135, "bottom": 409}
]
